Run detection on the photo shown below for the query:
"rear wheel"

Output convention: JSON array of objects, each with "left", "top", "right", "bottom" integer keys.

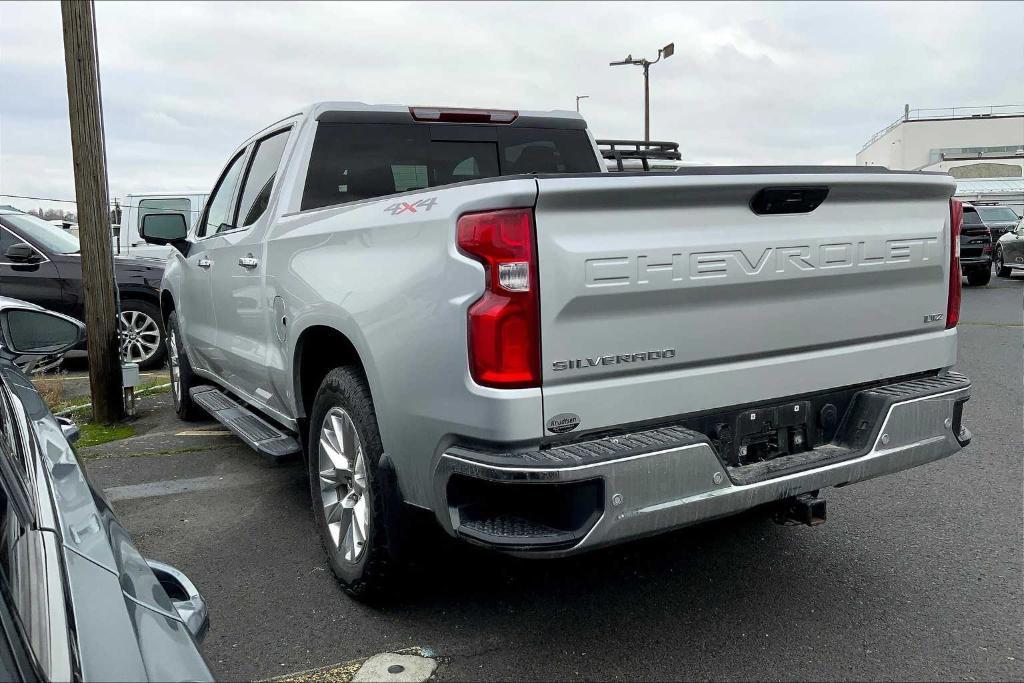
[
  {"left": 166, "top": 313, "right": 204, "bottom": 421},
  {"left": 966, "top": 266, "right": 991, "bottom": 287},
  {"left": 995, "top": 246, "right": 1012, "bottom": 277},
  {"left": 119, "top": 300, "right": 166, "bottom": 370},
  {"left": 308, "top": 367, "right": 398, "bottom": 600}
]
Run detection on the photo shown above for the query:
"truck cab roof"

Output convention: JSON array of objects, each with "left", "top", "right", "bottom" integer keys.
[{"left": 304, "top": 101, "right": 586, "bottom": 124}]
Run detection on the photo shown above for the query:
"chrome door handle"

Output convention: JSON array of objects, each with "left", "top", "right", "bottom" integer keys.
[
  {"left": 238, "top": 255, "right": 259, "bottom": 269},
  {"left": 197, "top": 258, "right": 212, "bottom": 269}
]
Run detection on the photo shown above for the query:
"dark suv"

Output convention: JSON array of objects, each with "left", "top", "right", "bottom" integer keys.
[
  {"left": 974, "top": 205, "right": 1022, "bottom": 243},
  {"left": 0, "top": 209, "right": 167, "bottom": 368},
  {"left": 960, "top": 204, "right": 993, "bottom": 287}
]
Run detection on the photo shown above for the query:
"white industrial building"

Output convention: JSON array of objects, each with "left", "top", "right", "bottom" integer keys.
[
  {"left": 857, "top": 105, "right": 1024, "bottom": 176},
  {"left": 858, "top": 105, "right": 1024, "bottom": 216}
]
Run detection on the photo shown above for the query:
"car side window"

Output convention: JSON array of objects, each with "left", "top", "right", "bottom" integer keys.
[
  {"left": 0, "top": 471, "right": 45, "bottom": 682},
  {"left": 0, "top": 389, "right": 25, "bottom": 477},
  {"left": 0, "top": 229, "right": 22, "bottom": 262},
  {"left": 198, "top": 151, "right": 247, "bottom": 238},
  {"left": 235, "top": 128, "right": 291, "bottom": 228}
]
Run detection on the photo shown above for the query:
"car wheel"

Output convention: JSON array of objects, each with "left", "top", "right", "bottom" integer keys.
[
  {"left": 966, "top": 267, "right": 992, "bottom": 287},
  {"left": 166, "top": 312, "right": 204, "bottom": 421},
  {"left": 308, "top": 366, "right": 398, "bottom": 601},
  {"left": 120, "top": 300, "right": 166, "bottom": 370},
  {"left": 995, "top": 247, "right": 1012, "bottom": 277}
]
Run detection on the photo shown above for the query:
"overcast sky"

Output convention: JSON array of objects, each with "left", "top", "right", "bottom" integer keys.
[{"left": 1, "top": 0, "right": 1021, "bottom": 213}]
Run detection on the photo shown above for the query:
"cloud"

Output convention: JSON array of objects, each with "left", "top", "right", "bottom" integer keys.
[{"left": 1, "top": 0, "right": 1021, "bottom": 212}]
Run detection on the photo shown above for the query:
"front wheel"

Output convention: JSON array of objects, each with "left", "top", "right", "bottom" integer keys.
[
  {"left": 995, "top": 247, "right": 1012, "bottom": 277},
  {"left": 966, "top": 266, "right": 991, "bottom": 287},
  {"left": 308, "top": 367, "right": 397, "bottom": 600},
  {"left": 166, "top": 312, "right": 204, "bottom": 421},
  {"left": 120, "top": 300, "right": 166, "bottom": 370}
]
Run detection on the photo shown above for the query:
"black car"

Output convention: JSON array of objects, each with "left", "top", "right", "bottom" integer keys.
[
  {"left": 0, "top": 297, "right": 211, "bottom": 681},
  {"left": 960, "top": 204, "right": 993, "bottom": 287},
  {"left": 974, "top": 204, "right": 1022, "bottom": 243},
  {"left": 0, "top": 209, "right": 167, "bottom": 369}
]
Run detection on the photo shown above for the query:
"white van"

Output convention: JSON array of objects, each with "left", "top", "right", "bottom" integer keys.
[{"left": 116, "top": 192, "right": 208, "bottom": 259}]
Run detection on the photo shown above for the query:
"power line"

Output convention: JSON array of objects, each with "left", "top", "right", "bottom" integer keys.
[
  {"left": 0, "top": 193, "right": 204, "bottom": 212},
  {"left": 0, "top": 193, "right": 81, "bottom": 204}
]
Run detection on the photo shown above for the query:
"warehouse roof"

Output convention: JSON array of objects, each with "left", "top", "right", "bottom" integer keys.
[{"left": 954, "top": 177, "right": 1024, "bottom": 195}]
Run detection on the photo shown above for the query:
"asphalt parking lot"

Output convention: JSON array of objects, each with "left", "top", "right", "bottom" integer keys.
[{"left": 81, "top": 276, "right": 1023, "bottom": 682}]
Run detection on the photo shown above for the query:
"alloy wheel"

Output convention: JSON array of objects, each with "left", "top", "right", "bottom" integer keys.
[
  {"left": 318, "top": 407, "right": 370, "bottom": 564},
  {"left": 119, "top": 310, "right": 162, "bottom": 364},
  {"left": 168, "top": 328, "right": 181, "bottom": 406}
]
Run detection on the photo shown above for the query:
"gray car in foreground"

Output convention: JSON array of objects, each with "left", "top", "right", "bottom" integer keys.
[{"left": 0, "top": 297, "right": 211, "bottom": 682}]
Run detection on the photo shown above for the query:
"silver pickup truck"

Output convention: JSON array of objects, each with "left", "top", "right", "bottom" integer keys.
[{"left": 141, "top": 102, "right": 972, "bottom": 599}]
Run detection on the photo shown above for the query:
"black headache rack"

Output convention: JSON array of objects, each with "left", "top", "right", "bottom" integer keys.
[{"left": 597, "top": 139, "right": 682, "bottom": 172}]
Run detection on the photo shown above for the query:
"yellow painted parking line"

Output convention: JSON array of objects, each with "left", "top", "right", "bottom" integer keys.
[
  {"left": 269, "top": 648, "right": 437, "bottom": 683},
  {"left": 175, "top": 429, "right": 233, "bottom": 437}
]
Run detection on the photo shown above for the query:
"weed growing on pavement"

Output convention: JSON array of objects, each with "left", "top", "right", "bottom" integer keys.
[
  {"left": 76, "top": 422, "right": 135, "bottom": 448},
  {"left": 33, "top": 372, "right": 69, "bottom": 410}
]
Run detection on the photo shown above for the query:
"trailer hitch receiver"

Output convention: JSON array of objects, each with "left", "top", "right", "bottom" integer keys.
[{"left": 774, "top": 493, "right": 827, "bottom": 527}]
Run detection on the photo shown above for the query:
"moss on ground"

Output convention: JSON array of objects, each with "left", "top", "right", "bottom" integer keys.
[{"left": 76, "top": 422, "right": 135, "bottom": 448}]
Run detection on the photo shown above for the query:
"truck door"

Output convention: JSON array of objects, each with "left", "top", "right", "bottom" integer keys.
[
  {"left": 208, "top": 127, "right": 292, "bottom": 412},
  {"left": 182, "top": 150, "right": 249, "bottom": 374}
]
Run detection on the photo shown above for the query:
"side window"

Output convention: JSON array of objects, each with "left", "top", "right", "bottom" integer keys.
[
  {"left": 0, "top": 229, "right": 23, "bottom": 261},
  {"left": 235, "top": 129, "right": 291, "bottom": 228},
  {"left": 0, "top": 395, "right": 22, "bottom": 476},
  {"left": 198, "top": 151, "right": 247, "bottom": 238},
  {"left": 961, "top": 207, "right": 983, "bottom": 227},
  {"left": 137, "top": 198, "right": 191, "bottom": 236}
]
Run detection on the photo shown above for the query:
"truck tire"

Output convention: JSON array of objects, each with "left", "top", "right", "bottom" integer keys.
[
  {"left": 308, "top": 367, "right": 396, "bottom": 600},
  {"left": 166, "top": 312, "right": 204, "bottom": 421},
  {"left": 120, "top": 299, "right": 167, "bottom": 370},
  {"left": 995, "top": 246, "right": 1012, "bottom": 277},
  {"left": 966, "top": 266, "right": 992, "bottom": 287}
]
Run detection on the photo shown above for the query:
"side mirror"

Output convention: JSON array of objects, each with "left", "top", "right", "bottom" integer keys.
[
  {"left": 55, "top": 416, "right": 80, "bottom": 445},
  {"left": 0, "top": 306, "right": 85, "bottom": 358},
  {"left": 5, "top": 243, "right": 42, "bottom": 264},
  {"left": 145, "top": 560, "right": 210, "bottom": 642},
  {"left": 140, "top": 213, "right": 189, "bottom": 254}
]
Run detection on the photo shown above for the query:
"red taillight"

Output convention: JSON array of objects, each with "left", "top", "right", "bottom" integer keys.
[
  {"left": 947, "top": 199, "right": 962, "bottom": 329},
  {"left": 410, "top": 106, "right": 518, "bottom": 124},
  {"left": 457, "top": 208, "right": 540, "bottom": 388}
]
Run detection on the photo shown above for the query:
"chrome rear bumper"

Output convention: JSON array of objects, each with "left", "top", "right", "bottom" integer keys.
[{"left": 434, "top": 372, "right": 971, "bottom": 557}]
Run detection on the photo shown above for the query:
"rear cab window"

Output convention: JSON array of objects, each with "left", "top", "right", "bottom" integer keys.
[
  {"left": 301, "top": 119, "right": 599, "bottom": 211},
  {"left": 961, "top": 207, "right": 984, "bottom": 227}
]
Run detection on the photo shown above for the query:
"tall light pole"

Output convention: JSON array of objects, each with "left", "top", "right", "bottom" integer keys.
[
  {"left": 610, "top": 42, "right": 674, "bottom": 142},
  {"left": 576, "top": 95, "right": 590, "bottom": 112}
]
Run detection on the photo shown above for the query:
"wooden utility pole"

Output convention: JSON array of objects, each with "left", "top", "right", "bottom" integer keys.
[{"left": 61, "top": 0, "right": 123, "bottom": 423}]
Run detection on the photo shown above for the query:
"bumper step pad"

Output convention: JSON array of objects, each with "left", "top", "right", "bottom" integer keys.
[{"left": 190, "top": 385, "right": 300, "bottom": 461}]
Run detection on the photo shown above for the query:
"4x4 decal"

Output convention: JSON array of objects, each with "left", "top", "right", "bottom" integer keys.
[{"left": 385, "top": 197, "right": 437, "bottom": 215}]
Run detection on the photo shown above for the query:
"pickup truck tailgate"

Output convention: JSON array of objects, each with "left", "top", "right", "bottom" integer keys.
[{"left": 534, "top": 170, "right": 958, "bottom": 434}]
